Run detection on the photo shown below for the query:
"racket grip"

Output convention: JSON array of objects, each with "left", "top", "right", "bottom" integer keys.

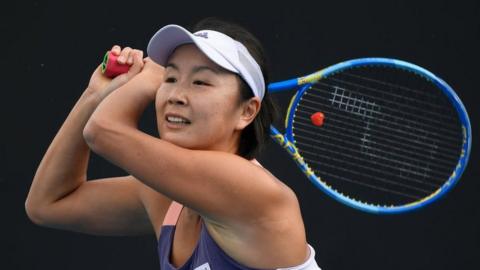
[{"left": 101, "top": 51, "right": 130, "bottom": 78}]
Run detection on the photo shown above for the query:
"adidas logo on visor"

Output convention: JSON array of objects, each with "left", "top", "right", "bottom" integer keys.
[{"left": 194, "top": 32, "right": 209, "bottom": 39}]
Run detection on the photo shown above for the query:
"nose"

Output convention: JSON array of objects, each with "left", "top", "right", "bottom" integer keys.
[{"left": 167, "top": 86, "right": 188, "bottom": 106}]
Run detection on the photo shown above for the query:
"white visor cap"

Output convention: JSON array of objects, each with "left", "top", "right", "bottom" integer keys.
[{"left": 147, "top": 24, "right": 265, "bottom": 100}]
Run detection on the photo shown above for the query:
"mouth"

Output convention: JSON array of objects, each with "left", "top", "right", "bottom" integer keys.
[{"left": 165, "top": 114, "right": 191, "bottom": 125}]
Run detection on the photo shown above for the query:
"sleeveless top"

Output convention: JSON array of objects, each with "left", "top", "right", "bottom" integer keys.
[{"left": 157, "top": 201, "right": 322, "bottom": 270}]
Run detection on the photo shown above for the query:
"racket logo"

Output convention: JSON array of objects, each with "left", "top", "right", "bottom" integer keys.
[
  {"left": 271, "top": 134, "right": 315, "bottom": 178},
  {"left": 299, "top": 71, "right": 324, "bottom": 85}
]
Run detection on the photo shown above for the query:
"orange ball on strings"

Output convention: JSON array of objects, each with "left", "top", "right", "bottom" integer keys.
[{"left": 310, "top": 112, "right": 325, "bottom": 126}]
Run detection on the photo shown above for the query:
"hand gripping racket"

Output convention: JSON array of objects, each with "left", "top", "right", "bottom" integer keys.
[
  {"left": 268, "top": 58, "right": 471, "bottom": 214},
  {"left": 101, "top": 51, "right": 130, "bottom": 78}
]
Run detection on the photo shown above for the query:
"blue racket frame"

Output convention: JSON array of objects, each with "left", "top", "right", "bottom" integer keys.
[{"left": 268, "top": 58, "right": 472, "bottom": 214}]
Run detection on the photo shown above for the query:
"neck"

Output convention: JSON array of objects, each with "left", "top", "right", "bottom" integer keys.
[{"left": 224, "top": 130, "right": 242, "bottom": 155}]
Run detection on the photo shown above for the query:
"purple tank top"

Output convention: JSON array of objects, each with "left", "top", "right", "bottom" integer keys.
[{"left": 157, "top": 202, "right": 259, "bottom": 270}]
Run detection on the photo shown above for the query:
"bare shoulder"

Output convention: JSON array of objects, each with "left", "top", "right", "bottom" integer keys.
[
  {"left": 204, "top": 162, "right": 307, "bottom": 268},
  {"left": 255, "top": 160, "right": 302, "bottom": 210}
]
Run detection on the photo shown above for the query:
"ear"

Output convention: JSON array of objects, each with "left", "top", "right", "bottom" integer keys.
[{"left": 235, "top": 97, "right": 261, "bottom": 130}]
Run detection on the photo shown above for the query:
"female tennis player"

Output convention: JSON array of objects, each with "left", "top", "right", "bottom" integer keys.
[{"left": 25, "top": 18, "right": 321, "bottom": 269}]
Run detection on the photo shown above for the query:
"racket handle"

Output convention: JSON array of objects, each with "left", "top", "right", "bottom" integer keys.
[{"left": 101, "top": 51, "right": 130, "bottom": 78}]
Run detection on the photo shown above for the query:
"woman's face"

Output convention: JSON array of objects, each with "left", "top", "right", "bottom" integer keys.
[{"left": 155, "top": 44, "right": 252, "bottom": 152}]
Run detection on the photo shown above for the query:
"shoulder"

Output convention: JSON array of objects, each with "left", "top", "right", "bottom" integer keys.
[
  {"left": 221, "top": 158, "right": 303, "bottom": 228},
  {"left": 203, "top": 163, "right": 307, "bottom": 268},
  {"left": 251, "top": 158, "right": 300, "bottom": 205}
]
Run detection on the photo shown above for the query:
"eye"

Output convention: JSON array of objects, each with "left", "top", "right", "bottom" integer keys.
[
  {"left": 193, "top": 80, "right": 210, "bottom": 86},
  {"left": 165, "top": 77, "right": 177, "bottom": 83}
]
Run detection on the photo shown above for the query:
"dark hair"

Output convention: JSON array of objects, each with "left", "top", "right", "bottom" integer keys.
[{"left": 191, "top": 17, "right": 278, "bottom": 160}]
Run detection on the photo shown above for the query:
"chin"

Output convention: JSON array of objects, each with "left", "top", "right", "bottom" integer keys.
[{"left": 159, "top": 131, "right": 197, "bottom": 149}]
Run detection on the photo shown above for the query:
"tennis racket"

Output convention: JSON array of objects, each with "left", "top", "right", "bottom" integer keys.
[{"left": 268, "top": 58, "right": 471, "bottom": 214}]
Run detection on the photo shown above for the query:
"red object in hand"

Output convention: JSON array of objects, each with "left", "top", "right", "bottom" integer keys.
[
  {"left": 101, "top": 51, "right": 130, "bottom": 78},
  {"left": 310, "top": 112, "right": 325, "bottom": 126}
]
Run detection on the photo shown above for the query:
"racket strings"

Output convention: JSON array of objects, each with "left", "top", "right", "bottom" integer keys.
[
  {"left": 339, "top": 69, "right": 444, "bottom": 99},
  {"left": 315, "top": 170, "right": 422, "bottom": 200},
  {"left": 298, "top": 100, "right": 460, "bottom": 151},
  {"left": 297, "top": 142, "right": 440, "bottom": 192},
  {"left": 300, "top": 151, "right": 430, "bottom": 198},
  {"left": 331, "top": 71, "right": 455, "bottom": 111},
  {"left": 294, "top": 126, "right": 448, "bottom": 193},
  {"left": 294, "top": 121, "right": 455, "bottom": 176},
  {"left": 291, "top": 66, "right": 463, "bottom": 206},
  {"left": 312, "top": 81, "right": 460, "bottom": 138},
  {"left": 296, "top": 111, "right": 459, "bottom": 162},
  {"left": 317, "top": 69, "right": 461, "bottom": 149}
]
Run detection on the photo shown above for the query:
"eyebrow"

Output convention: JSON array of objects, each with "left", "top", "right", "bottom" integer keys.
[{"left": 165, "top": 63, "right": 223, "bottom": 75}]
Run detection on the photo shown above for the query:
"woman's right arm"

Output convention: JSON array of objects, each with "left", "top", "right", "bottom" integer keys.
[{"left": 25, "top": 47, "right": 170, "bottom": 236}]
